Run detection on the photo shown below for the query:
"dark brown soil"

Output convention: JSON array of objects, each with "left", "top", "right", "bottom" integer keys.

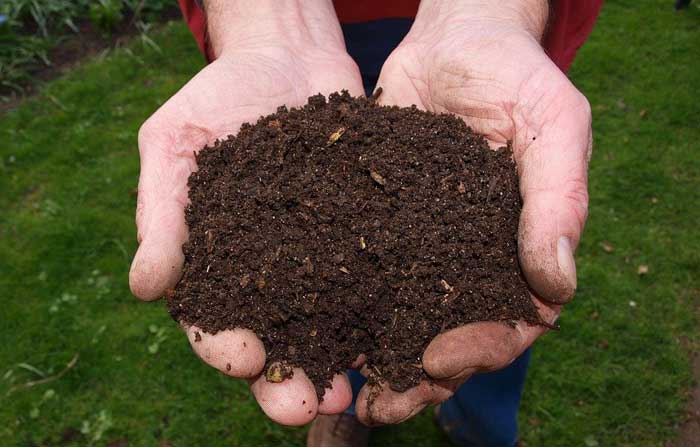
[{"left": 167, "top": 91, "right": 543, "bottom": 398}]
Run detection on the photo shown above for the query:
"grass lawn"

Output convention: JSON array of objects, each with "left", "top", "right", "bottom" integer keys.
[{"left": 1, "top": 1, "right": 699, "bottom": 446}]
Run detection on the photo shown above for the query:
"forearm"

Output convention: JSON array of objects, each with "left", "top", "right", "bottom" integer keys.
[
  {"left": 202, "top": 0, "right": 346, "bottom": 58},
  {"left": 410, "top": 0, "right": 549, "bottom": 42}
]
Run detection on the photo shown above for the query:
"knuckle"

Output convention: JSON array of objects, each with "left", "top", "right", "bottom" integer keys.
[
  {"left": 574, "top": 90, "right": 592, "bottom": 123},
  {"left": 564, "top": 88, "right": 592, "bottom": 132},
  {"left": 137, "top": 115, "right": 166, "bottom": 154}
]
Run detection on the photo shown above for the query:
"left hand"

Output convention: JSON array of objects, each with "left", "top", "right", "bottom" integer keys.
[
  {"left": 354, "top": 0, "right": 592, "bottom": 425},
  {"left": 129, "top": 0, "right": 365, "bottom": 426}
]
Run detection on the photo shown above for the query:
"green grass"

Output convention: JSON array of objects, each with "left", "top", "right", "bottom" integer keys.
[{"left": 1, "top": 1, "right": 699, "bottom": 445}]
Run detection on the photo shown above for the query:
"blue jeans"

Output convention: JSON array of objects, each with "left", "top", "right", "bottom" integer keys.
[{"left": 340, "top": 19, "right": 531, "bottom": 447}]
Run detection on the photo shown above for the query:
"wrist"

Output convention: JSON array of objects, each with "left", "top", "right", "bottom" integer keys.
[
  {"left": 202, "top": 0, "right": 348, "bottom": 59},
  {"left": 409, "top": 0, "right": 549, "bottom": 42}
]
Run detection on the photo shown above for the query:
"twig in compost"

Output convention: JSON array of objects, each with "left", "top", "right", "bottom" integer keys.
[
  {"left": 369, "top": 87, "right": 383, "bottom": 103},
  {"left": 370, "top": 171, "right": 386, "bottom": 186},
  {"left": 326, "top": 127, "right": 346, "bottom": 146}
]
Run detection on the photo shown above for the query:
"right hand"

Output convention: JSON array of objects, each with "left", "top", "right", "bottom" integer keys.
[
  {"left": 350, "top": 0, "right": 591, "bottom": 425},
  {"left": 129, "top": 1, "right": 365, "bottom": 426}
]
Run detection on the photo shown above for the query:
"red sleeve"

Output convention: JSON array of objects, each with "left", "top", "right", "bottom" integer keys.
[
  {"left": 543, "top": 0, "right": 604, "bottom": 72},
  {"left": 178, "top": 0, "right": 213, "bottom": 61},
  {"left": 178, "top": 0, "right": 603, "bottom": 73}
]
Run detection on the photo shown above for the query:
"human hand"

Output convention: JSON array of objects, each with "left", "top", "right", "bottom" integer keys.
[
  {"left": 354, "top": 0, "right": 592, "bottom": 425},
  {"left": 129, "top": 0, "right": 364, "bottom": 426}
]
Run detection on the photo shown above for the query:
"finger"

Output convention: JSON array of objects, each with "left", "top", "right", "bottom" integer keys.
[
  {"left": 129, "top": 201, "right": 187, "bottom": 300},
  {"left": 186, "top": 326, "right": 266, "bottom": 378},
  {"left": 516, "top": 88, "right": 592, "bottom": 304},
  {"left": 318, "top": 373, "right": 353, "bottom": 415},
  {"left": 423, "top": 322, "right": 522, "bottom": 380},
  {"left": 129, "top": 118, "right": 199, "bottom": 301},
  {"left": 354, "top": 380, "right": 453, "bottom": 426},
  {"left": 423, "top": 300, "right": 560, "bottom": 380},
  {"left": 250, "top": 368, "right": 319, "bottom": 426}
]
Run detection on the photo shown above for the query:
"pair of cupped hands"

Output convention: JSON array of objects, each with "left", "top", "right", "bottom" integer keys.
[{"left": 129, "top": 0, "right": 591, "bottom": 427}]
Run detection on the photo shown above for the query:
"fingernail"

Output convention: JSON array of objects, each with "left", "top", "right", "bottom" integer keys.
[{"left": 557, "top": 236, "right": 577, "bottom": 292}]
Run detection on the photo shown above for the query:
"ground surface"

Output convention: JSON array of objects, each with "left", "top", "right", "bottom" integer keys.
[{"left": 0, "top": 1, "right": 698, "bottom": 446}]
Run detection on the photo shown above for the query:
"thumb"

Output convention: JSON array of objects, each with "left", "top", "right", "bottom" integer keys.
[
  {"left": 129, "top": 119, "right": 198, "bottom": 301},
  {"left": 516, "top": 89, "right": 592, "bottom": 304}
]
